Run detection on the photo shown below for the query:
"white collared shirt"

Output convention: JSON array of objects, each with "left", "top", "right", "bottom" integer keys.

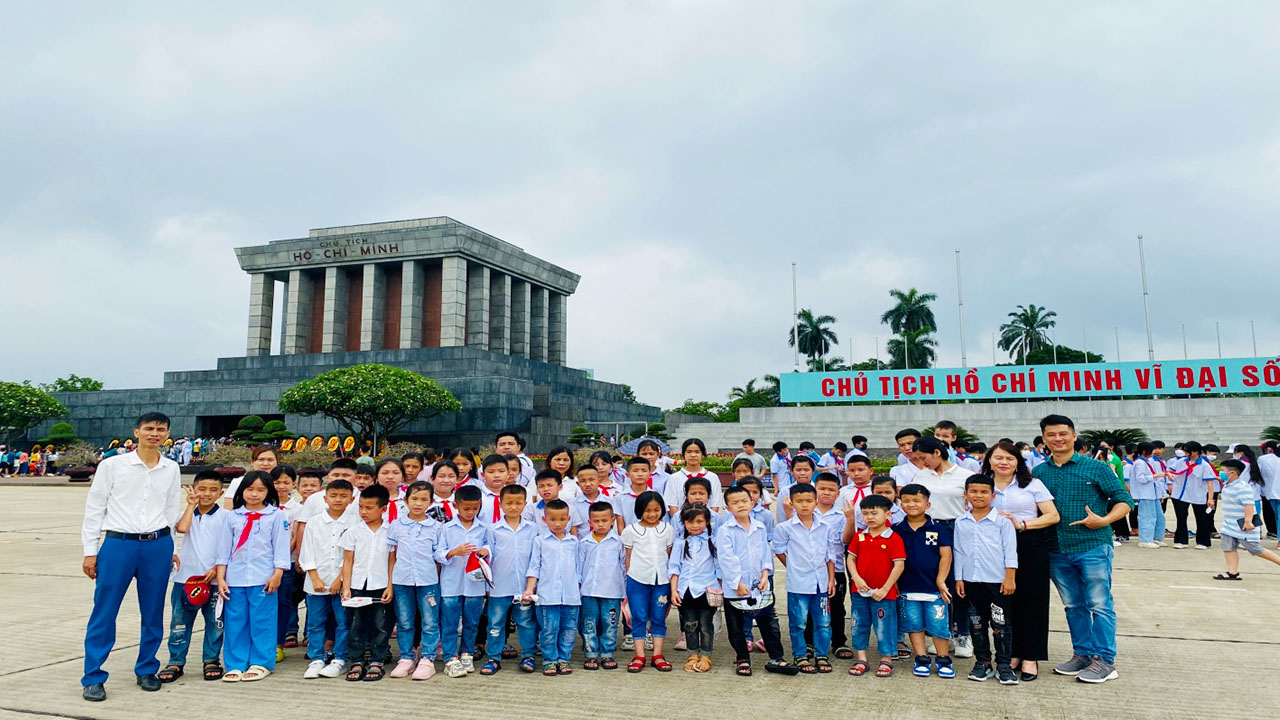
[
  {"left": 910, "top": 463, "right": 974, "bottom": 520},
  {"left": 298, "top": 510, "right": 360, "bottom": 593},
  {"left": 620, "top": 521, "right": 674, "bottom": 584},
  {"left": 81, "top": 451, "right": 184, "bottom": 556},
  {"left": 340, "top": 521, "right": 390, "bottom": 591}
]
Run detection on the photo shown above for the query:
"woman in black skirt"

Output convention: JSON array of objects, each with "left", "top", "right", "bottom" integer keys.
[{"left": 982, "top": 441, "right": 1060, "bottom": 681}]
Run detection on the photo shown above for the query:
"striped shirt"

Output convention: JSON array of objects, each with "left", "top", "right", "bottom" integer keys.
[{"left": 1219, "top": 478, "right": 1260, "bottom": 541}]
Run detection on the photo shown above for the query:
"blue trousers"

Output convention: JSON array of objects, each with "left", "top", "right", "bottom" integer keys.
[
  {"left": 439, "top": 595, "right": 485, "bottom": 659},
  {"left": 83, "top": 535, "right": 173, "bottom": 686},
  {"left": 787, "top": 592, "right": 831, "bottom": 658},
  {"left": 166, "top": 582, "right": 223, "bottom": 666},
  {"left": 393, "top": 584, "right": 442, "bottom": 661},
  {"left": 580, "top": 596, "right": 621, "bottom": 658},
  {"left": 849, "top": 594, "right": 898, "bottom": 658},
  {"left": 276, "top": 569, "right": 297, "bottom": 645},
  {"left": 305, "top": 594, "right": 349, "bottom": 661},
  {"left": 536, "top": 605, "right": 580, "bottom": 663},
  {"left": 223, "top": 586, "right": 278, "bottom": 672},
  {"left": 1137, "top": 499, "right": 1167, "bottom": 544},
  {"left": 625, "top": 577, "right": 670, "bottom": 638},
  {"left": 485, "top": 596, "right": 536, "bottom": 661},
  {"left": 1049, "top": 543, "right": 1117, "bottom": 664}
]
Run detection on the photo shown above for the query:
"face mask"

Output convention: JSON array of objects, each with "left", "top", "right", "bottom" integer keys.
[
  {"left": 1020, "top": 450, "right": 1033, "bottom": 460},
  {"left": 1206, "top": 454, "right": 1218, "bottom": 462},
  {"left": 1174, "top": 449, "right": 1187, "bottom": 458}
]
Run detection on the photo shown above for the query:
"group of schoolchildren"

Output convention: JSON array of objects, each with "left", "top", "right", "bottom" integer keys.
[{"left": 157, "top": 430, "right": 1050, "bottom": 688}]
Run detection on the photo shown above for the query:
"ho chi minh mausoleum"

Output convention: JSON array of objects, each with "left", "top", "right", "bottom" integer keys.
[{"left": 31, "top": 217, "right": 659, "bottom": 449}]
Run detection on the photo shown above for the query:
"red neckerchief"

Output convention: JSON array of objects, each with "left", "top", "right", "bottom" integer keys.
[
  {"left": 492, "top": 495, "right": 501, "bottom": 523},
  {"left": 388, "top": 501, "right": 398, "bottom": 522},
  {"left": 439, "top": 498, "right": 453, "bottom": 519},
  {"left": 234, "top": 511, "right": 262, "bottom": 552}
]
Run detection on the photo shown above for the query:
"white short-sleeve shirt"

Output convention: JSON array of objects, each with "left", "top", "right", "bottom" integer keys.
[
  {"left": 992, "top": 478, "right": 1054, "bottom": 522},
  {"left": 621, "top": 521, "right": 674, "bottom": 585}
]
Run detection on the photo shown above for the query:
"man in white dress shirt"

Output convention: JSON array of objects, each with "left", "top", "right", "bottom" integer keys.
[{"left": 80, "top": 412, "right": 184, "bottom": 702}]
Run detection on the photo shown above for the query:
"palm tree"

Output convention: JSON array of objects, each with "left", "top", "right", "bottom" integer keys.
[
  {"left": 806, "top": 356, "right": 847, "bottom": 372},
  {"left": 786, "top": 308, "right": 838, "bottom": 364},
  {"left": 880, "top": 288, "right": 938, "bottom": 335},
  {"left": 886, "top": 329, "right": 938, "bottom": 369},
  {"left": 728, "top": 378, "right": 760, "bottom": 401},
  {"left": 761, "top": 374, "right": 782, "bottom": 404},
  {"left": 999, "top": 304, "right": 1058, "bottom": 363}
]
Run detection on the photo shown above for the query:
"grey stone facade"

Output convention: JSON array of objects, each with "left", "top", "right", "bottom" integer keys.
[{"left": 31, "top": 218, "right": 659, "bottom": 451}]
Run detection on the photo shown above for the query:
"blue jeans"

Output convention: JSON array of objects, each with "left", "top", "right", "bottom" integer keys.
[
  {"left": 393, "top": 584, "right": 441, "bottom": 661},
  {"left": 849, "top": 594, "right": 897, "bottom": 658},
  {"left": 439, "top": 595, "right": 485, "bottom": 659},
  {"left": 1137, "top": 499, "right": 1167, "bottom": 544},
  {"left": 166, "top": 582, "right": 223, "bottom": 666},
  {"left": 305, "top": 594, "right": 349, "bottom": 661},
  {"left": 485, "top": 596, "right": 536, "bottom": 661},
  {"left": 1049, "top": 543, "right": 1117, "bottom": 664},
  {"left": 83, "top": 534, "right": 172, "bottom": 686},
  {"left": 223, "top": 586, "right": 278, "bottom": 672},
  {"left": 898, "top": 596, "right": 950, "bottom": 639},
  {"left": 536, "top": 605, "right": 580, "bottom": 663},
  {"left": 276, "top": 569, "right": 296, "bottom": 645},
  {"left": 786, "top": 593, "right": 830, "bottom": 658},
  {"left": 580, "top": 596, "right": 622, "bottom": 658},
  {"left": 625, "top": 577, "right": 670, "bottom": 638}
]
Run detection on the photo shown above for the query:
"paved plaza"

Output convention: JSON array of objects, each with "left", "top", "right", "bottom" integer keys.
[{"left": 0, "top": 484, "right": 1276, "bottom": 720}]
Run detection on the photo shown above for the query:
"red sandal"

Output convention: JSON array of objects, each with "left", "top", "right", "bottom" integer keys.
[
  {"left": 651, "top": 655, "right": 673, "bottom": 672},
  {"left": 627, "top": 657, "right": 646, "bottom": 673}
]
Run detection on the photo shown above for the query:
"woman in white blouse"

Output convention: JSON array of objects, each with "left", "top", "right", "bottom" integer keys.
[{"left": 984, "top": 441, "right": 1059, "bottom": 682}]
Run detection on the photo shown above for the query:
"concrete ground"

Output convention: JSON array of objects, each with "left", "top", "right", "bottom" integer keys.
[{"left": 1, "top": 485, "right": 1276, "bottom": 720}]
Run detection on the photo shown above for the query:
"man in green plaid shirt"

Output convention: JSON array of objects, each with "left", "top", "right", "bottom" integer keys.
[{"left": 1032, "top": 414, "right": 1132, "bottom": 686}]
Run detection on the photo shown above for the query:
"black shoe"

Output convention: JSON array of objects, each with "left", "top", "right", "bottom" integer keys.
[
  {"left": 83, "top": 683, "right": 106, "bottom": 702},
  {"left": 136, "top": 674, "right": 161, "bottom": 691}
]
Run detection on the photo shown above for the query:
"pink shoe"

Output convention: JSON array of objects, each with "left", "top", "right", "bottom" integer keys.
[
  {"left": 389, "top": 659, "right": 415, "bottom": 678},
  {"left": 752, "top": 640, "right": 768, "bottom": 653},
  {"left": 412, "top": 659, "right": 436, "bottom": 680}
]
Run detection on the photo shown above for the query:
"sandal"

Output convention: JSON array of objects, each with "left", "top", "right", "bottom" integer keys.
[
  {"left": 695, "top": 655, "right": 712, "bottom": 673},
  {"left": 735, "top": 660, "right": 753, "bottom": 676},
  {"left": 684, "top": 655, "right": 700, "bottom": 672},
  {"left": 556, "top": 662, "right": 572, "bottom": 675},
  {"left": 834, "top": 646, "right": 855, "bottom": 660},
  {"left": 627, "top": 657, "right": 646, "bottom": 673},
  {"left": 542, "top": 663, "right": 558, "bottom": 677},
  {"left": 283, "top": 632, "right": 299, "bottom": 648},
  {"left": 849, "top": 661, "right": 870, "bottom": 676},
  {"left": 479, "top": 660, "right": 501, "bottom": 676},
  {"left": 1212, "top": 572, "right": 1242, "bottom": 581},
  {"left": 583, "top": 658, "right": 599, "bottom": 671},
  {"left": 519, "top": 657, "right": 536, "bottom": 673},
  {"left": 875, "top": 660, "right": 893, "bottom": 678},
  {"left": 157, "top": 665, "right": 183, "bottom": 683},
  {"left": 501, "top": 644, "right": 518, "bottom": 660},
  {"left": 221, "top": 669, "right": 243, "bottom": 683},
  {"left": 601, "top": 657, "right": 618, "bottom": 670},
  {"left": 242, "top": 665, "right": 270, "bottom": 682},
  {"left": 202, "top": 661, "right": 224, "bottom": 681},
  {"left": 345, "top": 663, "right": 366, "bottom": 681},
  {"left": 651, "top": 655, "right": 673, "bottom": 672},
  {"left": 765, "top": 659, "right": 801, "bottom": 675},
  {"left": 364, "top": 663, "right": 384, "bottom": 681},
  {"left": 816, "top": 656, "right": 833, "bottom": 674},
  {"left": 796, "top": 656, "right": 817, "bottom": 674}
]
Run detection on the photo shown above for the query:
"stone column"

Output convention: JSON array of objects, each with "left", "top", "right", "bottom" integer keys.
[
  {"left": 510, "top": 279, "right": 530, "bottom": 358},
  {"left": 530, "top": 285, "right": 548, "bottom": 362},
  {"left": 278, "top": 281, "right": 288, "bottom": 355},
  {"left": 467, "top": 264, "right": 491, "bottom": 348},
  {"left": 246, "top": 272, "right": 273, "bottom": 356},
  {"left": 321, "top": 266, "right": 348, "bottom": 353},
  {"left": 489, "top": 272, "right": 511, "bottom": 354},
  {"left": 399, "top": 260, "right": 423, "bottom": 349},
  {"left": 283, "top": 269, "right": 314, "bottom": 354},
  {"left": 439, "top": 256, "right": 467, "bottom": 347},
  {"left": 359, "top": 263, "right": 385, "bottom": 351},
  {"left": 548, "top": 291, "right": 567, "bottom": 365}
]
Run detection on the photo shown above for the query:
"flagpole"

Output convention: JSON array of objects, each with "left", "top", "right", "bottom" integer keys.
[
  {"left": 955, "top": 250, "right": 967, "bottom": 368},
  {"left": 1138, "top": 234, "right": 1155, "bottom": 361}
]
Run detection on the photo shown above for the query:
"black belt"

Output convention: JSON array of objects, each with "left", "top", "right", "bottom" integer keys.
[{"left": 105, "top": 528, "right": 171, "bottom": 541}]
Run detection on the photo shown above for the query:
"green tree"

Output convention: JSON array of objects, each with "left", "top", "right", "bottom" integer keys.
[
  {"left": 761, "top": 374, "right": 782, "bottom": 404},
  {"left": 620, "top": 384, "right": 639, "bottom": 403},
  {"left": 787, "top": 309, "right": 839, "bottom": 365},
  {"left": 886, "top": 329, "right": 938, "bottom": 369},
  {"left": 642, "top": 422, "right": 675, "bottom": 442},
  {"left": 566, "top": 425, "right": 597, "bottom": 447},
  {"left": 667, "top": 399, "right": 723, "bottom": 418},
  {"left": 231, "top": 415, "right": 266, "bottom": 445},
  {"left": 1080, "top": 428, "right": 1149, "bottom": 447},
  {"left": 278, "top": 364, "right": 462, "bottom": 444},
  {"left": 39, "top": 374, "right": 104, "bottom": 393},
  {"left": 39, "top": 421, "right": 82, "bottom": 445},
  {"left": 999, "top": 304, "right": 1058, "bottom": 363},
  {"left": 261, "top": 419, "right": 295, "bottom": 442},
  {"left": 0, "top": 382, "right": 67, "bottom": 441},
  {"left": 880, "top": 288, "right": 938, "bottom": 335},
  {"left": 848, "top": 358, "right": 889, "bottom": 371},
  {"left": 1260, "top": 426, "right": 1280, "bottom": 443},
  {"left": 1022, "top": 345, "right": 1103, "bottom": 365}
]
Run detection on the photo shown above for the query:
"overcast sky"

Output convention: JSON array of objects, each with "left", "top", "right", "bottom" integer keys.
[{"left": 3, "top": 2, "right": 1278, "bottom": 409}]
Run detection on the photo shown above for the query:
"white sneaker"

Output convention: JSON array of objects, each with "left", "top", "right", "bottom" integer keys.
[
  {"left": 1158, "top": 541, "right": 1169, "bottom": 547},
  {"left": 674, "top": 634, "right": 688, "bottom": 651},
  {"left": 1138, "top": 542, "right": 1161, "bottom": 549},
  {"left": 460, "top": 653, "right": 475, "bottom": 673},
  {"left": 1193, "top": 544, "right": 1208, "bottom": 550},
  {"left": 1112, "top": 539, "right": 1121, "bottom": 547},
  {"left": 1173, "top": 543, "right": 1187, "bottom": 549},
  {"left": 319, "top": 659, "right": 345, "bottom": 678},
  {"left": 953, "top": 635, "right": 974, "bottom": 658},
  {"left": 444, "top": 658, "right": 467, "bottom": 678},
  {"left": 304, "top": 660, "right": 325, "bottom": 679},
  {"left": 645, "top": 635, "right": 654, "bottom": 650},
  {"left": 621, "top": 634, "right": 635, "bottom": 650}
]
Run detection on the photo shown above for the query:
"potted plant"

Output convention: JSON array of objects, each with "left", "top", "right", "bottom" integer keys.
[{"left": 65, "top": 466, "right": 95, "bottom": 482}]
